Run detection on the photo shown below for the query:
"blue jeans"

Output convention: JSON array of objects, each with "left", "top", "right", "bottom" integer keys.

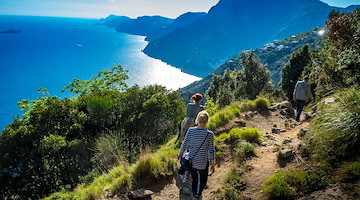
[
  {"left": 190, "top": 163, "right": 209, "bottom": 197},
  {"left": 295, "top": 99, "right": 306, "bottom": 121}
]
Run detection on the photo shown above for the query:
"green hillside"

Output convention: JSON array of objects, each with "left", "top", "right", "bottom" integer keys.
[{"left": 180, "top": 26, "right": 324, "bottom": 102}]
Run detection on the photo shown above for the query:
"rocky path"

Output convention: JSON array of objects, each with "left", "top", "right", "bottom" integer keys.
[
  {"left": 135, "top": 109, "right": 310, "bottom": 200},
  {"left": 243, "top": 111, "right": 309, "bottom": 200},
  {"left": 151, "top": 149, "right": 236, "bottom": 200}
]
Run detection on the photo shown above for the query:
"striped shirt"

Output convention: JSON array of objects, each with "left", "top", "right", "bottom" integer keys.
[{"left": 179, "top": 127, "right": 215, "bottom": 170}]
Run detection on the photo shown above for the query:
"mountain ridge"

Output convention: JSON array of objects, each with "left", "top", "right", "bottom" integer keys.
[{"left": 143, "top": 0, "right": 359, "bottom": 77}]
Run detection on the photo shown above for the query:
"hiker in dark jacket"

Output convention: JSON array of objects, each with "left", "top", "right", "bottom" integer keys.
[
  {"left": 179, "top": 93, "right": 204, "bottom": 140},
  {"left": 293, "top": 76, "right": 314, "bottom": 121},
  {"left": 178, "top": 111, "right": 215, "bottom": 200}
]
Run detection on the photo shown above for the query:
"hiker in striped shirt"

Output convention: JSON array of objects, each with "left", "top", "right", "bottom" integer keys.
[{"left": 178, "top": 111, "right": 216, "bottom": 200}]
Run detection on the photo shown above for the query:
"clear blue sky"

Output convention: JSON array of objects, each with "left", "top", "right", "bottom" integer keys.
[{"left": 0, "top": 0, "right": 359, "bottom": 19}]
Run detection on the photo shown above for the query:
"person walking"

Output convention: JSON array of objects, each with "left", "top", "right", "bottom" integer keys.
[
  {"left": 178, "top": 111, "right": 215, "bottom": 200},
  {"left": 179, "top": 93, "right": 204, "bottom": 141},
  {"left": 293, "top": 76, "right": 314, "bottom": 122}
]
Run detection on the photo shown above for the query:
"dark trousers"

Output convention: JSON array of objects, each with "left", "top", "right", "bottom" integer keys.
[
  {"left": 295, "top": 99, "right": 306, "bottom": 121},
  {"left": 190, "top": 164, "right": 209, "bottom": 197}
]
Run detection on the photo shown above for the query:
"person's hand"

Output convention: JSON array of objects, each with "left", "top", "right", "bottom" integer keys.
[{"left": 210, "top": 164, "right": 215, "bottom": 174}]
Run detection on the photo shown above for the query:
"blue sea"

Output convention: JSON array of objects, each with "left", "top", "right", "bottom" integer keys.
[{"left": 0, "top": 15, "right": 200, "bottom": 131}]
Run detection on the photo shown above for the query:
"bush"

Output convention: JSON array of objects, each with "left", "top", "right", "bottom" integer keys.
[
  {"left": 108, "top": 174, "right": 131, "bottom": 194},
  {"left": 228, "top": 128, "right": 242, "bottom": 144},
  {"left": 79, "top": 169, "right": 101, "bottom": 186},
  {"left": 45, "top": 138, "right": 178, "bottom": 199},
  {"left": 263, "top": 173, "right": 293, "bottom": 200},
  {"left": 215, "top": 133, "right": 230, "bottom": 143},
  {"left": 254, "top": 97, "right": 270, "bottom": 110},
  {"left": 235, "top": 140, "right": 256, "bottom": 162},
  {"left": 338, "top": 161, "right": 360, "bottom": 182},
  {"left": 228, "top": 127, "right": 263, "bottom": 144},
  {"left": 310, "top": 89, "right": 360, "bottom": 165},
  {"left": 207, "top": 106, "right": 238, "bottom": 130},
  {"left": 214, "top": 133, "right": 229, "bottom": 159},
  {"left": 238, "top": 100, "right": 256, "bottom": 111},
  {"left": 86, "top": 94, "right": 115, "bottom": 127},
  {"left": 92, "top": 131, "right": 128, "bottom": 171},
  {"left": 43, "top": 192, "right": 75, "bottom": 200},
  {"left": 263, "top": 169, "right": 328, "bottom": 199},
  {"left": 207, "top": 101, "right": 254, "bottom": 130},
  {"left": 284, "top": 170, "right": 327, "bottom": 193},
  {"left": 131, "top": 139, "right": 177, "bottom": 187},
  {"left": 204, "top": 98, "right": 219, "bottom": 115},
  {"left": 239, "top": 128, "right": 263, "bottom": 143},
  {"left": 216, "top": 168, "right": 244, "bottom": 199}
]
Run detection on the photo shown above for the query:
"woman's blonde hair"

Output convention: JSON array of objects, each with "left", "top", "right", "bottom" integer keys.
[{"left": 196, "top": 110, "right": 210, "bottom": 124}]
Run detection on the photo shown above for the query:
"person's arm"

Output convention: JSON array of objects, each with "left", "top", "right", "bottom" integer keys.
[
  {"left": 307, "top": 84, "right": 314, "bottom": 101},
  {"left": 208, "top": 132, "right": 216, "bottom": 173},
  {"left": 293, "top": 82, "right": 299, "bottom": 102},
  {"left": 178, "top": 129, "right": 190, "bottom": 160}
]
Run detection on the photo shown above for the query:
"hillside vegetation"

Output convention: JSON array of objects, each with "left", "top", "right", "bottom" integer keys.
[
  {"left": 0, "top": 66, "right": 184, "bottom": 199},
  {"left": 1, "top": 8, "right": 359, "bottom": 200},
  {"left": 179, "top": 26, "right": 324, "bottom": 102}
]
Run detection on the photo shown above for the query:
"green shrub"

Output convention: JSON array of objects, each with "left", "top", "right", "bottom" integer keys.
[
  {"left": 207, "top": 101, "right": 254, "bottom": 130},
  {"left": 79, "top": 169, "right": 101, "bottom": 186},
  {"left": 132, "top": 155, "right": 163, "bottom": 186},
  {"left": 338, "top": 161, "right": 360, "bottom": 182},
  {"left": 235, "top": 140, "right": 256, "bottom": 162},
  {"left": 204, "top": 98, "right": 220, "bottom": 115},
  {"left": 215, "top": 133, "right": 230, "bottom": 143},
  {"left": 93, "top": 131, "right": 127, "bottom": 171},
  {"left": 310, "top": 89, "right": 360, "bottom": 165},
  {"left": 214, "top": 133, "right": 229, "bottom": 159},
  {"left": 45, "top": 138, "right": 178, "bottom": 199},
  {"left": 239, "top": 128, "right": 263, "bottom": 143},
  {"left": 131, "top": 139, "right": 177, "bottom": 187},
  {"left": 216, "top": 168, "right": 244, "bottom": 199},
  {"left": 254, "top": 97, "right": 270, "bottom": 110},
  {"left": 86, "top": 95, "right": 115, "bottom": 125},
  {"left": 238, "top": 100, "right": 256, "bottom": 111},
  {"left": 108, "top": 174, "right": 131, "bottom": 194},
  {"left": 208, "top": 108, "right": 238, "bottom": 130},
  {"left": 263, "top": 173, "right": 293, "bottom": 200},
  {"left": 228, "top": 128, "right": 242, "bottom": 144},
  {"left": 263, "top": 169, "right": 328, "bottom": 199},
  {"left": 228, "top": 127, "right": 263, "bottom": 144},
  {"left": 284, "top": 170, "right": 327, "bottom": 193},
  {"left": 43, "top": 192, "right": 75, "bottom": 200}
]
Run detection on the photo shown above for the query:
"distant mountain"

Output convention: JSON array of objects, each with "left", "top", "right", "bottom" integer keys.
[
  {"left": 0, "top": 29, "right": 21, "bottom": 34},
  {"left": 96, "top": 15, "right": 131, "bottom": 28},
  {"left": 143, "top": 0, "right": 359, "bottom": 77},
  {"left": 146, "top": 12, "right": 207, "bottom": 42},
  {"left": 98, "top": 12, "right": 207, "bottom": 41},
  {"left": 97, "top": 15, "right": 174, "bottom": 36},
  {"left": 179, "top": 27, "right": 325, "bottom": 101}
]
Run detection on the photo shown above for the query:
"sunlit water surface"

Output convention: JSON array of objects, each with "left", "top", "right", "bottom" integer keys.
[{"left": 0, "top": 15, "right": 200, "bottom": 130}]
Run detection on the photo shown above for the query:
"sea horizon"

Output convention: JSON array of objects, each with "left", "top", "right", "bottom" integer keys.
[{"left": 0, "top": 15, "right": 200, "bottom": 131}]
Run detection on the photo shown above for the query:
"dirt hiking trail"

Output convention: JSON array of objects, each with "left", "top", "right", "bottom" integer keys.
[{"left": 150, "top": 109, "right": 310, "bottom": 200}]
